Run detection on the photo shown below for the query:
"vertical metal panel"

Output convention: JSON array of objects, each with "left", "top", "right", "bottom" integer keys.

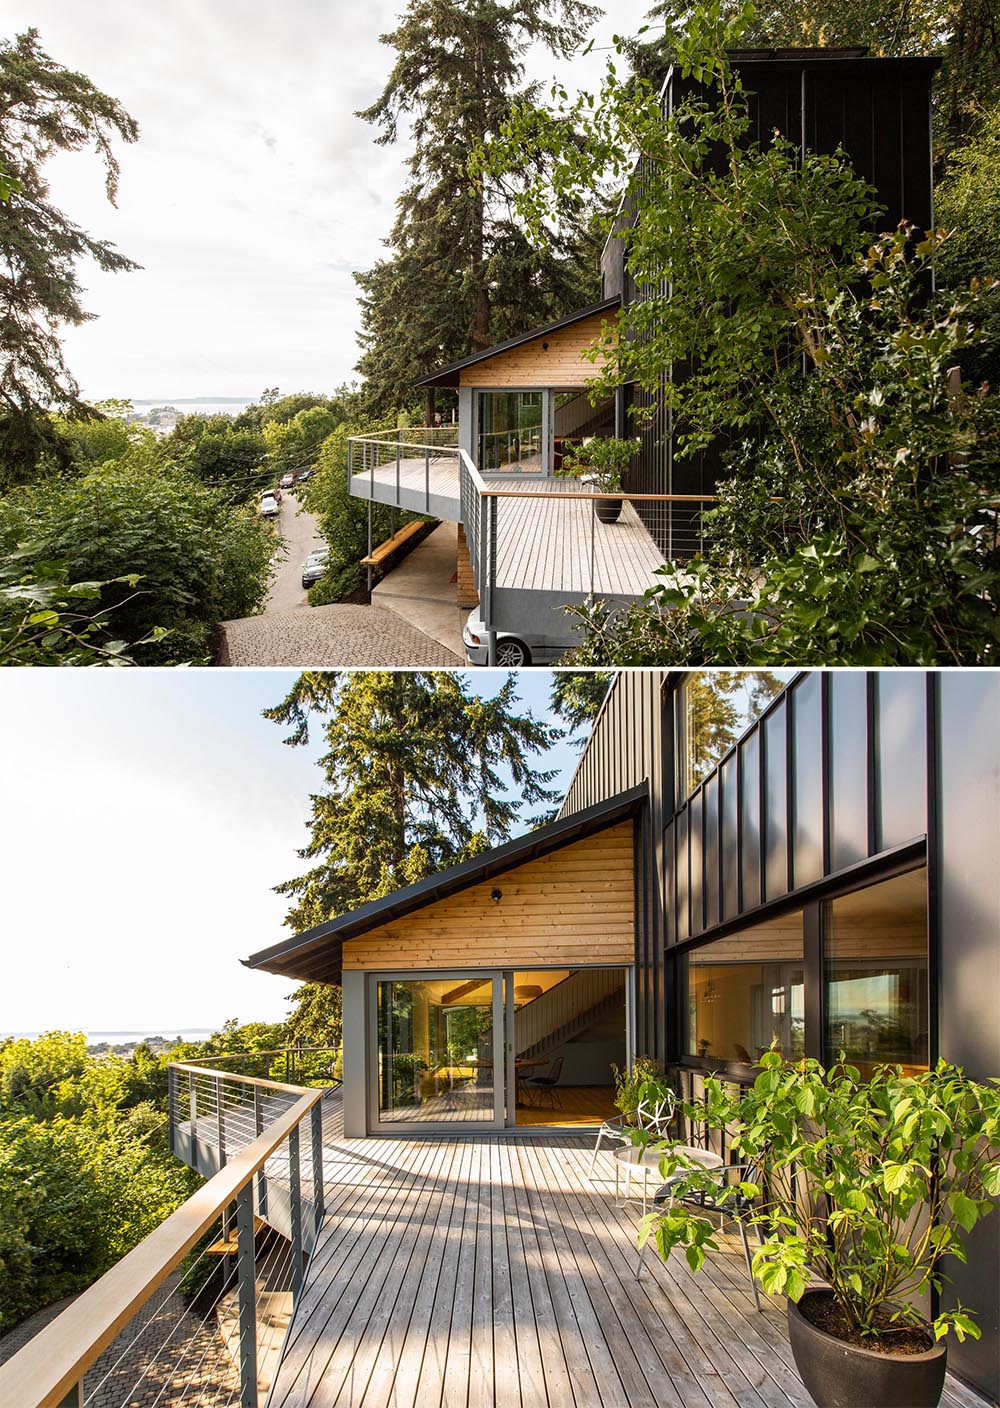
[
  {"left": 689, "top": 790, "right": 704, "bottom": 935},
  {"left": 829, "top": 672, "right": 869, "bottom": 872},
  {"left": 875, "top": 671, "right": 927, "bottom": 849},
  {"left": 721, "top": 753, "right": 740, "bottom": 920},
  {"left": 792, "top": 674, "right": 824, "bottom": 887},
  {"left": 675, "top": 807, "right": 690, "bottom": 942},
  {"left": 704, "top": 771, "right": 720, "bottom": 930},
  {"left": 936, "top": 672, "right": 1000, "bottom": 1402},
  {"left": 763, "top": 699, "right": 788, "bottom": 902},
  {"left": 740, "top": 728, "right": 762, "bottom": 912}
]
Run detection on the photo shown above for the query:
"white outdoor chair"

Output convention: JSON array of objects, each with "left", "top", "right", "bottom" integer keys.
[{"left": 589, "top": 1091, "right": 676, "bottom": 1177}]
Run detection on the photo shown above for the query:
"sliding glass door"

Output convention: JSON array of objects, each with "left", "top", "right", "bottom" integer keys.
[{"left": 370, "top": 972, "right": 504, "bottom": 1130}]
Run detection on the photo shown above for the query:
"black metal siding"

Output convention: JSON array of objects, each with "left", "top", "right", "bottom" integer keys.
[{"left": 935, "top": 673, "right": 1000, "bottom": 1400}]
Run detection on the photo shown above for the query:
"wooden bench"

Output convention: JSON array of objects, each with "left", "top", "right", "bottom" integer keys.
[{"left": 360, "top": 518, "right": 425, "bottom": 567}]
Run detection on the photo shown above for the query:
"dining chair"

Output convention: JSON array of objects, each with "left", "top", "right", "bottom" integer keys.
[
  {"left": 589, "top": 1091, "right": 676, "bottom": 1176},
  {"left": 525, "top": 1056, "right": 564, "bottom": 1108}
]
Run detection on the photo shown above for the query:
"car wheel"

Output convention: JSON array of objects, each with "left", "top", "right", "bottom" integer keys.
[{"left": 495, "top": 638, "right": 531, "bottom": 667}]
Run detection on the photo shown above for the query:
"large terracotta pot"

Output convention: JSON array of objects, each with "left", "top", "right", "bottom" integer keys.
[{"left": 787, "top": 1291, "right": 947, "bottom": 1408}]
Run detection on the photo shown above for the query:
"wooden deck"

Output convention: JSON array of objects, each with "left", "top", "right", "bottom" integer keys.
[
  {"left": 267, "top": 1096, "right": 990, "bottom": 1408},
  {"left": 488, "top": 481, "right": 667, "bottom": 597}
]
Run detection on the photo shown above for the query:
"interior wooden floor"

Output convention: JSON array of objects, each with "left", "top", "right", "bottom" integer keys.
[
  {"left": 515, "top": 1084, "right": 618, "bottom": 1128},
  {"left": 264, "top": 1094, "right": 990, "bottom": 1408}
]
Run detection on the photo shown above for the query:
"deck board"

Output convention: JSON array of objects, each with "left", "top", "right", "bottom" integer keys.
[{"left": 265, "top": 1096, "right": 993, "bottom": 1408}]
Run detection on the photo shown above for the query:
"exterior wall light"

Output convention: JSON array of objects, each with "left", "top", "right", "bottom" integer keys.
[{"left": 490, "top": 887, "right": 503, "bottom": 903}]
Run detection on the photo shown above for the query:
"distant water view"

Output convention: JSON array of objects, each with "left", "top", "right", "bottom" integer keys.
[
  {"left": 131, "top": 397, "right": 256, "bottom": 418},
  {"left": 4, "top": 1029, "right": 215, "bottom": 1045}
]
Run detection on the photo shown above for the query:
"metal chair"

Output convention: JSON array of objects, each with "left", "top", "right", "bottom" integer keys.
[
  {"left": 525, "top": 1056, "right": 564, "bottom": 1108},
  {"left": 589, "top": 1091, "right": 676, "bottom": 1176},
  {"left": 650, "top": 1160, "right": 764, "bottom": 1309}
]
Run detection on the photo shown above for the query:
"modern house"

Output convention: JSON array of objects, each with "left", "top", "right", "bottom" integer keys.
[
  {"left": 245, "top": 669, "right": 1000, "bottom": 1403},
  {"left": 347, "top": 50, "right": 940, "bottom": 661}
]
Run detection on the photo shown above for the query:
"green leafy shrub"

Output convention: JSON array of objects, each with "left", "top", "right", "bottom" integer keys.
[{"left": 639, "top": 1054, "right": 1000, "bottom": 1346}]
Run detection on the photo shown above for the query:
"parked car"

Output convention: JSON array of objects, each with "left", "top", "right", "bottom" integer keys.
[
  {"left": 462, "top": 610, "right": 576, "bottom": 667},
  {"left": 259, "top": 493, "right": 280, "bottom": 518},
  {"left": 280, "top": 472, "right": 296, "bottom": 490},
  {"left": 296, "top": 468, "right": 313, "bottom": 483},
  {"left": 301, "top": 547, "right": 330, "bottom": 589}
]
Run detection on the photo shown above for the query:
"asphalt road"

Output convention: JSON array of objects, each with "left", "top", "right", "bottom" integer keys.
[{"left": 265, "top": 492, "right": 326, "bottom": 612}]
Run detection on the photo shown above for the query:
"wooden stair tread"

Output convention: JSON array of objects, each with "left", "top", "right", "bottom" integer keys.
[{"left": 206, "top": 1216, "right": 268, "bottom": 1255}]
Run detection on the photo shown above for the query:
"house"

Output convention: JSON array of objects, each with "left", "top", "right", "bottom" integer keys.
[
  {"left": 347, "top": 50, "right": 940, "bottom": 662},
  {"left": 246, "top": 668, "right": 1000, "bottom": 1402}
]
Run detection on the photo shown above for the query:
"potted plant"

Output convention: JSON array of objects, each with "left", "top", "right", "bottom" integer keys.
[
  {"left": 611, "top": 1055, "right": 673, "bottom": 1126},
  {"left": 637, "top": 1053, "right": 1000, "bottom": 1408},
  {"left": 558, "top": 436, "right": 640, "bottom": 523}
]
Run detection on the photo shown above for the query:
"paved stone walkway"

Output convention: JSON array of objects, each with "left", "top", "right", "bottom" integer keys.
[
  {"left": 217, "top": 603, "right": 462, "bottom": 667},
  {"left": 0, "top": 1272, "right": 239, "bottom": 1406}
]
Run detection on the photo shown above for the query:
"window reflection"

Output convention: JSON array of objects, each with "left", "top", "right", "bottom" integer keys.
[
  {"left": 824, "top": 868, "right": 928, "bottom": 1076},
  {"left": 685, "top": 914, "right": 805, "bottom": 1062},
  {"left": 376, "top": 978, "right": 496, "bottom": 1124},
  {"left": 477, "top": 391, "right": 543, "bottom": 472}
]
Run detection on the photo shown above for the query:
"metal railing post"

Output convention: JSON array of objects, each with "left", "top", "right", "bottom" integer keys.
[
  {"left": 168, "top": 1067, "right": 176, "bottom": 1156},
  {"left": 289, "top": 1125, "right": 304, "bottom": 1301},
  {"left": 189, "top": 1071, "right": 197, "bottom": 1143},
  {"left": 56, "top": 1383, "right": 83, "bottom": 1407},
  {"left": 424, "top": 447, "right": 430, "bottom": 512},
  {"left": 311, "top": 1101, "right": 325, "bottom": 1243},
  {"left": 590, "top": 497, "right": 597, "bottom": 599},
  {"left": 367, "top": 502, "right": 373, "bottom": 594},
  {"left": 216, "top": 1074, "right": 226, "bottom": 1167},
  {"left": 254, "top": 1085, "right": 268, "bottom": 1218},
  {"left": 235, "top": 1183, "right": 259, "bottom": 1408},
  {"left": 396, "top": 432, "right": 401, "bottom": 505}
]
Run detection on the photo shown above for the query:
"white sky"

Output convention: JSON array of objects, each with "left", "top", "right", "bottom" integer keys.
[
  {"left": 0, "top": 670, "right": 583, "bottom": 1038},
  {"left": 8, "top": 0, "right": 654, "bottom": 401}
]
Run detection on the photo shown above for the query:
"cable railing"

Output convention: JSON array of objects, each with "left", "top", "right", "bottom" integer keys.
[
  {"left": 187, "top": 1045, "right": 340, "bottom": 1087},
  {"left": 348, "top": 428, "right": 461, "bottom": 517},
  {"left": 0, "top": 1064, "right": 330, "bottom": 1408}
]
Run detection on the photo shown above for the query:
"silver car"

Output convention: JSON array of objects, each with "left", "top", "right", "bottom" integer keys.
[
  {"left": 462, "top": 610, "right": 576, "bottom": 667},
  {"left": 301, "top": 547, "right": 330, "bottom": 589}
]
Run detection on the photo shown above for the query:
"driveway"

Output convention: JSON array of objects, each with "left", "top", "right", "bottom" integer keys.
[
  {"left": 218, "top": 604, "right": 462, "bottom": 666},
  {"left": 265, "top": 492, "right": 325, "bottom": 612}
]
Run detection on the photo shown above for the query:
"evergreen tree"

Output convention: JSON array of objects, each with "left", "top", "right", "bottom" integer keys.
[
  {"left": 354, "top": 0, "right": 603, "bottom": 421},
  {"left": 0, "top": 29, "right": 139, "bottom": 479},
  {"left": 550, "top": 669, "right": 614, "bottom": 740},
  {"left": 265, "top": 671, "right": 562, "bottom": 933}
]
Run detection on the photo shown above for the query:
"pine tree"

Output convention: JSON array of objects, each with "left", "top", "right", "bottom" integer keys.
[
  {"left": 0, "top": 29, "right": 139, "bottom": 478},
  {"left": 354, "top": 0, "right": 603, "bottom": 421},
  {"left": 550, "top": 670, "right": 614, "bottom": 740},
  {"left": 265, "top": 670, "right": 562, "bottom": 933}
]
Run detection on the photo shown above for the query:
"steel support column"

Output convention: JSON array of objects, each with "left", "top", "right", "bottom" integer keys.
[{"left": 235, "top": 1184, "right": 258, "bottom": 1408}]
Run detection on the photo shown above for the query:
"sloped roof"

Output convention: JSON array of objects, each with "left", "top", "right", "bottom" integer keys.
[
  {"left": 412, "top": 297, "right": 620, "bottom": 389},
  {"left": 243, "top": 784, "right": 647, "bottom": 985}
]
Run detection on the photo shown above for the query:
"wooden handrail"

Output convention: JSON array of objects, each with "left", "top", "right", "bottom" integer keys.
[
  {"left": 0, "top": 1083, "right": 323, "bottom": 1408},
  {"left": 168, "top": 1059, "right": 318, "bottom": 1097}
]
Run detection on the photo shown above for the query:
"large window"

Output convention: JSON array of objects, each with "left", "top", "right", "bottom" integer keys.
[
  {"left": 477, "top": 391, "right": 544, "bottom": 472},
  {"left": 375, "top": 977, "right": 498, "bottom": 1125},
  {"left": 681, "top": 865, "right": 928, "bottom": 1072},
  {"left": 824, "top": 869, "right": 928, "bottom": 1074},
  {"left": 684, "top": 911, "right": 805, "bottom": 1063}
]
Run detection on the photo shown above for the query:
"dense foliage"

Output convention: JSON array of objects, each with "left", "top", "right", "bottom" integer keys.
[
  {"left": 1, "top": 423, "right": 276, "bottom": 662},
  {"left": 0, "top": 30, "right": 139, "bottom": 478},
  {"left": 354, "top": 0, "right": 603, "bottom": 420},
  {"left": 487, "top": 3, "right": 1000, "bottom": 665},
  {"left": 0, "top": 1033, "right": 195, "bottom": 1331}
]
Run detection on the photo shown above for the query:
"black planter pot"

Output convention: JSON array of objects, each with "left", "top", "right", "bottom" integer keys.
[
  {"left": 594, "top": 496, "right": 622, "bottom": 524},
  {"left": 787, "top": 1291, "right": 947, "bottom": 1408}
]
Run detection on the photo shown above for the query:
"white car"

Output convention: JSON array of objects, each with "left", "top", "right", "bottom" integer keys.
[
  {"left": 462, "top": 610, "right": 576, "bottom": 667},
  {"left": 259, "top": 493, "right": 280, "bottom": 518},
  {"left": 302, "top": 547, "right": 330, "bottom": 588}
]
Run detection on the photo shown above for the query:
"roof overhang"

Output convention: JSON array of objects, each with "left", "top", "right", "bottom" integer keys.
[
  {"left": 243, "top": 783, "right": 648, "bottom": 986},
  {"left": 413, "top": 297, "right": 621, "bottom": 389}
]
